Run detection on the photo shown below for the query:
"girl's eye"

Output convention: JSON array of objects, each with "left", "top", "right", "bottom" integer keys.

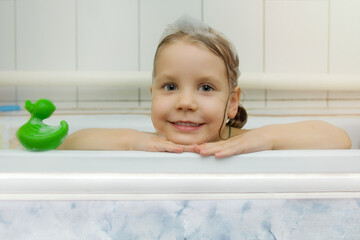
[
  {"left": 163, "top": 83, "right": 177, "bottom": 91},
  {"left": 199, "top": 84, "right": 214, "bottom": 92}
]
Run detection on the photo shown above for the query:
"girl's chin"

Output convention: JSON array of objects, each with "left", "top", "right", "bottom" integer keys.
[
  {"left": 167, "top": 135, "right": 215, "bottom": 145},
  {"left": 170, "top": 139, "right": 199, "bottom": 145}
]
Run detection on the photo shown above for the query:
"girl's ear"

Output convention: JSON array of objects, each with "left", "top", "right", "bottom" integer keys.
[
  {"left": 150, "top": 86, "right": 153, "bottom": 96},
  {"left": 228, "top": 87, "right": 241, "bottom": 119}
]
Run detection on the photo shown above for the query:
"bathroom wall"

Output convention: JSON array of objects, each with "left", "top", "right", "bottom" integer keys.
[{"left": 0, "top": 0, "right": 359, "bottom": 111}]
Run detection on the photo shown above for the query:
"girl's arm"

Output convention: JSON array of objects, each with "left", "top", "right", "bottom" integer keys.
[
  {"left": 195, "top": 120, "right": 352, "bottom": 158},
  {"left": 264, "top": 120, "right": 351, "bottom": 150},
  {"left": 58, "top": 128, "right": 188, "bottom": 153}
]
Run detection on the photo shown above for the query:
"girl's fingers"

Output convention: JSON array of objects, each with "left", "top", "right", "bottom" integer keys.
[
  {"left": 183, "top": 144, "right": 196, "bottom": 152},
  {"left": 214, "top": 146, "right": 243, "bottom": 158},
  {"left": 151, "top": 135, "right": 196, "bottom": 153},
  {"left": 195, "top": 142, "right": 228, "bottom": 157},
  {"left": 154, "top": 138, "right": 196, "bottom": 153},
  {"left": 137, "top": 133, "right": 195, "bottom": 153},
  {"left": 215, "top": 140, "right": 249, "bottom": 158},
  {"left": 195, "top": 139, "right": 247, "bottom": 158},
  {"left": 154, "top": 140, "right": 184, "bottom": 153}
]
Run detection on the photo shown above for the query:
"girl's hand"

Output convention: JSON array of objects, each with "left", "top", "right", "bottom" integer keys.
[
  {"left": 129, "top": 131, "right": 195, "bottom": 153},
  {"left": 193, "top": 120, "right": 352, "bottom": 158},
  {"left": 59, "top": 128, "right": 195, "bottom": 152},
  {"left": 194, "top": 127, "right": 273, "bottom": 158}
]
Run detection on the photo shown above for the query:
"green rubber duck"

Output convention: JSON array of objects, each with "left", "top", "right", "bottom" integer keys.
[{"left": 17, "top": 99, "right": 69, "bottom": 151}]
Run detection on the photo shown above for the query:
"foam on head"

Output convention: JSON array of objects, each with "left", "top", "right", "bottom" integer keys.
[
  {"left": 160, "top": 14, "right": 210, "bottom": 39},
  {"left": 159, "top": 14, "right": 239, "bottom": 62}
]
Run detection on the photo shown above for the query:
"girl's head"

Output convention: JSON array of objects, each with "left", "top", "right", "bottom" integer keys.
[{"left": 150, "top": 15, "right": 247, "bottom": 145}]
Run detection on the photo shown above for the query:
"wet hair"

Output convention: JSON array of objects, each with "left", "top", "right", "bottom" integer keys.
[{"left": 153, "top": 16, "right": 247, "bottom": 132}]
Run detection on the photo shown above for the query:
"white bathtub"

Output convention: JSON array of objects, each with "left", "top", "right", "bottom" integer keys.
[
  {"left": 1, "top": 112, "right": 360, "bottom": 239},
  {"left": 0, "top": 112, "right": 359, "bottom": 200}
]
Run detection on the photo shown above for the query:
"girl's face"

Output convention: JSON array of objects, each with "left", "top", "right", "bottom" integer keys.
[{"left": 151, "top": 40, "right": 240, "bottom": 145}]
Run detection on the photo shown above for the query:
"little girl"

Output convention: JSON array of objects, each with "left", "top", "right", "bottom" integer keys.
[{"left": 59, "top": 15, "right": 351, "bottom": 157}]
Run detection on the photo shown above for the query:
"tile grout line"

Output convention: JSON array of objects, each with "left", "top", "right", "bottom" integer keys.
[
  {"left": 263, "top": 0, "right": 267, "bottom": 109},
  {"left": 327, "top": 0, "right": 331, "bottom": 74},
  {"left": 75, "top": 0, "right": 78, "bottom": 71},
  {"left": 326, "top": 90, "right": 330, "bottom": 108},
  {"left": 76, "top": 87, "right": 79, "bottom": 110},
  {"left": 75, "top": 0, "right": 79, "bottom": 109},
  {"left": 138, "top": 0, "right": 141, "bottom": 107},
  {"left": 201, "top": 0, "right": 204, "bottom": 21},
  {"left": 138, "top": 0, "right": 141, "bottom": 71},
  {"left": 15, "top": 86, "right": 18, "bottom": 105},
  {"left": 13, "top": 0, "right": 17, "bottom": 71},
  {"left": 262, "top": 0, "right": 266, "bottom": 73},
  {"left": 138, "top": 88, "right": 141, "bottom": 108},
  {"left": 14, "top": 0, "right": 18, "bottom": 105},
  {"left": 265, "top": 89, "right": 268, "bottom": 108}
]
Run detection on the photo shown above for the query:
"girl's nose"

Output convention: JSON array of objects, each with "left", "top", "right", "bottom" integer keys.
[{"left": 175, "top": 90, "right": 198, "bottom": 111}]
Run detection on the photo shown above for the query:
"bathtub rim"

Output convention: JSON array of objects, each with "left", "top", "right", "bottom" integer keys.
[
  {"left": 1, "top": 149, "right": 360, "bottom": 200},
  {"left": 1, "top": 192, "right": 360, "bottom": 201},
  {"left": 1, "top": 149, "right": 360, "bottom": 173}
]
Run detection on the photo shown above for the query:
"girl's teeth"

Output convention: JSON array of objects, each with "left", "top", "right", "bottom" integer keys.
[{"left": 175, "top": 122, "right": 200, "bottom": 127}]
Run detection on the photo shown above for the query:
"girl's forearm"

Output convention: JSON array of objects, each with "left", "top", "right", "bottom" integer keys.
[
  {"left": 58, "top": 128, "right": 139, "bottom": 150},
  {"left": 265, "top": 120, "right": 352, "bottom": 150}
]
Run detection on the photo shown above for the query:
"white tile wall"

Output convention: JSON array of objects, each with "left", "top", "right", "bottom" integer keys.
[
  {"left": 328, "top": 100, "right": 360, "bottom": 109},
  {"left": 265, "top": 0, "right": 329, "bottom": 73},
  {"left": 140, "top": 86, "right": 152, "bottom": 101},
  {"left": 242, "top": 89, "right": 266, "bottom": 101},
  {"left": 0, "top": 87, "right": 16, "bottom": 104},
  {"left": 16, "top": 86, "right": 77, "bottom": 101},
  {"left": 204, "top": 0, "right": 263, "bottom": 72},
  {"left": 329, "top": 91, "right": 360, "bottom": 100},
  {"left": 0, "top": 1, "right": 15, "bottom": 70},
  {"left": 140, "top": 0, "right": 202, "bottom": 71},
  {"left": 267, "top": 90, "right": 327, "bottom": 100},
  {"left": 0, "top": 0, "right": 359, "bottom": 111},
  {"left": 242, "top": 100, "right": 266, "bottom": 109},
  {"left": 77, "top": 0, "right": 138, "bottom": 70},
  {"left": 78, "top": 101, "right": 139, "bottom": 110},
  {"left": 267, "top": 100, "right": 327, "bottom": 109},
  {"left": 16, "top": 86, "right": 77, "bottom": 109},
  {"left": 267, "top": 89, "right": 328, "bottom": 111},
  {"left": 240, "top": 89, "right": 266, "bottom": 109},
  {"left": 329, "top": 0, "right": 360, "bottom": 73},
  {"left": 78, "top": 86, "right": 138, "bottom": 101},
  {"left": 16, "top": 0, "right": 76, "bottom": 70},
  {"left": 139, "top": 100, "right": 152, "bottom": 110}
]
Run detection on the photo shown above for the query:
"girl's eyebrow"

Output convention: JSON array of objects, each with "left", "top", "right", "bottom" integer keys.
[
  {"left": 155, "top": 74, "right": 177, "bottom": 82},
  {"left": 156, "top": 74, "right": 224, "bottom": 85},
  {"left": 196, "top": 76, "right": 223, "bottom": 84}
]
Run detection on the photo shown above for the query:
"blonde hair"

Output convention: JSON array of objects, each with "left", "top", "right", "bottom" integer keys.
[{"left": 153, "top": 22, "right": 247, "bottom": 129}]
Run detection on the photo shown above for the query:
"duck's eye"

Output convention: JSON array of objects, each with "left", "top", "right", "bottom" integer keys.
[
  {"left": 199, "top": 84, "right": 214, "bottom": 92},
  {"left": 163, "top": 83, "right": 177, "bottom": 91}
]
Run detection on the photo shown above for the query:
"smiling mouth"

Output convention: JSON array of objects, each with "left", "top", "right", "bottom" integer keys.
[
  {"left": 174, "top": 121, "right": 202, "bottom": 127},
  {"left": 170, "top": 121, "right": 204, "bottom": 131}
]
